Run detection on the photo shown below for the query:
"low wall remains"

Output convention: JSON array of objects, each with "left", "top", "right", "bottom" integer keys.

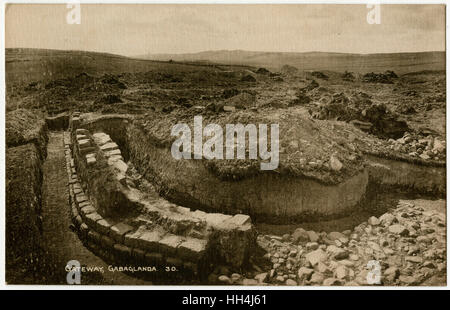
[{"left": 66, "top": 115, "right": 257, "bottom": 276}]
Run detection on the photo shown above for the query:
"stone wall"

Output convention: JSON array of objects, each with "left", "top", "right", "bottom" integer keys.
[
  {"left": 126, "top": 122, "right": 369, "bottom": 222},
  {"left": 70, "top": 113, "right": 446, "bottom": 224},
  {"left": 66, "top": 118, "right": 257, "bottom": 276}
]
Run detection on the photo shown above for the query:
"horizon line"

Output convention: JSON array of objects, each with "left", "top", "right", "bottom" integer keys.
[{"left": 5, "top": 47, "right": 446, "bottom": 59}]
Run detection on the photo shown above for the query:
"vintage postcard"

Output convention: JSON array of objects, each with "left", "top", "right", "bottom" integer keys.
[{"left": 3, "top": 2, "right": 447, "bottom": 287}]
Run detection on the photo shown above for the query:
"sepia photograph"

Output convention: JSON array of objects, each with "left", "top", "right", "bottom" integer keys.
[{"left": 2, "top": 2, "right": 447, "bottom": 288}]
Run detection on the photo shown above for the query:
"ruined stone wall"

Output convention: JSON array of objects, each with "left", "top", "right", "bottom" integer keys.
[
  {"left": 66, "top": 117, "right": 257, "bottom": 275},
  {"left": 73, "top": 114, "right": 445, "bottom": 225},
  {"left": 126, "top": 122, "right": 369, "bottom": 222}
]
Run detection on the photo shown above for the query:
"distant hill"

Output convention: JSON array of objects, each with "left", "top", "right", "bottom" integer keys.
[
  {"left": 5, "top": 48, "right": 242, "bottom": 86},
  {"left": 6, "top": 48, "right": 445, "bottom": 87},
  {"left": 138, "top": 50, "right": 446, "bottom": 74}
]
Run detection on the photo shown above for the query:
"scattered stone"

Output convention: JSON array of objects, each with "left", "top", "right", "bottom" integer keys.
[
  {"left": 276, "top": 275, "right": 285, "bottom": 283},
  {"left": 306, "top": 230, "right": 320, "bottom": 242},
  {"left": 405, "top": 256, "right": 423, "bottom": 263},
  {"left": 317, "top": 262, "right": 331, "bottom": 274},
  {"left": 223, "top": 106, "right": 236, "bottom": 112},
  {"left": 285, "top": 279, "right": 297, "bottom": 286},
  {"left": 330, "top": 155, "right": 343, "bottom": 171},
  {"left": 306, "top": 242, "right": 319, "bottom": 250},
  {"left": 218, "top": 275, "right": 232, "bottom": 284},
  {"left": 242, "top": 278, "right": 259, "bottom": 286},
  {"left": 327, "top": 245, "right": 349, "bottom": 260},
  {"left": 297, "top": 267, "right": 314, "bottom": 282},
  {"left": 379, "top": 213, "right": 396, "bottom": 226},
  {"left": 310, "top": 272, "right": 325, "bottom": 284},
  {"left": 368, "top": 216, "right": 380, "bottom": 226},
  {"left": 305, "top": 249, "right": 327, "bottom": 266},
  {"left": 349, "top": 254, "right": 360, "bottom": 261},
  {"left": 384, "top": 267, "right": 400, "bottom": 282},
  {"left": 388, "top": 224, "right": 409, "bottom": 236},
  {"left": 328, "top": 231, "right": 346, "bottom": 241},
  {"left": 323, "top": 278, "right": 341, "bottom": 286},
  {"left": 335, "top": 265, "right": 348, "bottom": 280},
  {"left": 254, "top": 272, "right": 268, "bottom": 283},
  {"left": 231, "top": 273, "right": 242, "bottom": 283},
  {"left": 399, "top": 275, "right": 417, "bottom": 285},
  {"left": 292, "top": 228, "right": 310, "bottom": 243}
]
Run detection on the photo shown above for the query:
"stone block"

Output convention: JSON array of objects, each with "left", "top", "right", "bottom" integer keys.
[
  {"left": 108, "top": 154, "right": 124, "bottom": 162},
  {"left": 78, "top": 139, "right": 91, "bottom": 148},
  {"left": 105, "top": 149, "right": 122, "bottom": 157},
  {"left": 131, "top": 248, "right": 146, "bottom": 260},
  {"left": 111, "top": 160, "right": 128, "bottom": 174},
  {"left": 85, "top": 212, "right": 103, "bottom": 228},
  {"left": 110, "top": 222, "right": 134, "bottom": 243},
  {"left": 86, "top": 156, "right": 96, "bottom": 166},
  {"left": 138, "top": 230, "right": 164, "bottom": 252},
  {"left": 96, "top": 218, "right": 115, "bottom": 235},
  {"left": 166, "top": 257, "right": 183, "bottom": 268},
  {"left": 124, "top": 229, "right": 145, "bottom": 248},
  {"left": 205, "top": 213, "right": 232, "bottom": 227},
  {"left": 224, "top": 214, "right": 251, "bottom": 226},
  {"left": 100, "top": 142, "right": 119, "bottom": 152},
  {"left": 158, "top": 234, "right": 183, "bottom": 256},
  {"left": 92, "top": 133, "right": 112, "bottom": 145},
  {"left": 71, "top": 203, "right": 79, "bottom": 219},
  {"left": 75, "top": 194, "right": 88, "bottom": 204},
  {"left": 101, "top": 235, "right": 115, "bottom": 248},
  {"left": 73, "top": 182, "right": 82, "bottom": 191},
  {"left": 192, "top": 210, "right": 207, "bottom": 220},
  {"left": 80, "top": 223, "right": 89, "bottom": 240},
  {"left": 178, "top": 238, "right": 207, "bottom": 261},
  {"left": 74, "top": 215, "right": 83, "bottom": 228},
  {"left": 145, "top": 252, "right": 164, "bottom": 265},
  {"left": 69, "top": 175, "right": 78, "bottom": 184},
  {"left": 88, "top": 230, "right": 102, "bottom": 244},
  {"left": 114, "top": 244, "right": 132, "bottom": 257},
  {"left": 78, "top": 201, "right": 91, "bottom": 211}
]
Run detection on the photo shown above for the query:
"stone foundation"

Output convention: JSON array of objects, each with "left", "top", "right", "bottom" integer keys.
[
  {"left": 64, "top": 120, "right": 257, "bottom": 274},
  {"left": 70, "top": 113, "right": 446, "bottom": 225},
  {"left": 127, "top": 123, "right": 369, "bottom": 220}
]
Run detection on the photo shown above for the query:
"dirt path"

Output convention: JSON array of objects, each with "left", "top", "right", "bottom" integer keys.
[{"left": 40, "top": 131, "right": 150, "bottom": 285}]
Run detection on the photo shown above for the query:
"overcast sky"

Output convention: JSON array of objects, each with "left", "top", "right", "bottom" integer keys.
[{"left": 5, "top": 3, "right": 446, "bottom": 56}]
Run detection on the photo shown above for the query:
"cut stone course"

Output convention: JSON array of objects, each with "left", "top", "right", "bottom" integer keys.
[{"left": 64, "top": 120, "right": 259, "bottom": 276}]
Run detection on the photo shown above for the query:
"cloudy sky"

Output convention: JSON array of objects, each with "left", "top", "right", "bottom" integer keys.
[{"left": 5, "top": 3, "right": 446, "bottom": 56}]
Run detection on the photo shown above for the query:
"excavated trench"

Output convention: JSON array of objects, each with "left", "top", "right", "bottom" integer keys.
[
  {"left": 65, "top": 113, "right": 445, "bottom": 283},
  {"left": 79, "top": 114, "right": 445, "bottom": 223}
]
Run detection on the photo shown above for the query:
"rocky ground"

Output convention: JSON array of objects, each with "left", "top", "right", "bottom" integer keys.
[
  {"left": 6, "top": 50, "right": 447, "bottom": 285},
  {"left": 210, "top": 199, "right": 446, "bottom": 286}
]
